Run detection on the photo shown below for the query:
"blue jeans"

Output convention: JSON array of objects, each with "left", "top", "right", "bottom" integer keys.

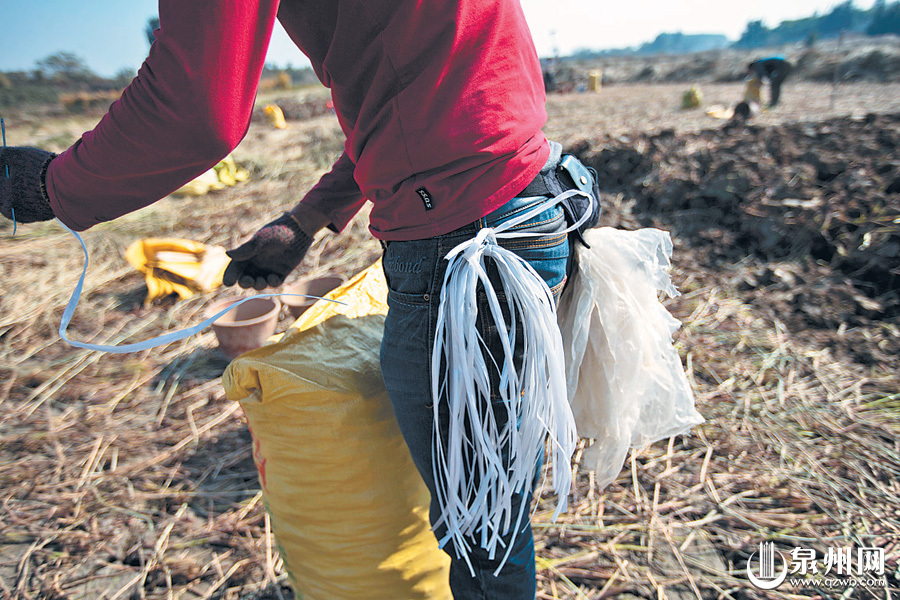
[{"left": 380, "top": 194, "right": 570, "bottom": 599}]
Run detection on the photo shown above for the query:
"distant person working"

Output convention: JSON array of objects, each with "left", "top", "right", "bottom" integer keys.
[{"left": 748, "top": 56, "right": 793, "bottom": 107}]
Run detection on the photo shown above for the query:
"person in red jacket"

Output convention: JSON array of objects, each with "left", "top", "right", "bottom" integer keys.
[{"left": 1, "top": 2, "right": 600, "bottom": 597}]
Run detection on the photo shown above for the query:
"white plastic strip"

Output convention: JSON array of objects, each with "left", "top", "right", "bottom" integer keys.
[
  {"left": 430, "top": 190, "right": 592, "bottom": 574},
  {"left": 1, "top": 117, "right": 14, "bottom": 235},
  {"left": 56, "top": 218, "right": 336, "bottom": 354}
]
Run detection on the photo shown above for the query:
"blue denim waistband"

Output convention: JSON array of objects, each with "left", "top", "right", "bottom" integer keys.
[{"left": 447, "top": 141, "right": 564, "bottom": 237}]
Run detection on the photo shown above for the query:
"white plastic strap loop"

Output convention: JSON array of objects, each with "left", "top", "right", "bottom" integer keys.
[
  {"left": 431, "top": 189, "right": 591, "bottom": 574},
  {"left": 56, "top": 218, "right": 336, "bottom": 354}
]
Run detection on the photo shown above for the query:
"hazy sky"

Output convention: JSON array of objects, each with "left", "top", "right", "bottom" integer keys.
[{"left": 0, "top": 1, "right": 876, "bottom": 78}]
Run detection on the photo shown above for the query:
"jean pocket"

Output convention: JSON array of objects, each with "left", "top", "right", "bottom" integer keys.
[
  {"left": 386, "top": 288, "right": 430, "bottom": 307},
  {"left": 382, "top": 239, "right": 438, "bottom": 304}
]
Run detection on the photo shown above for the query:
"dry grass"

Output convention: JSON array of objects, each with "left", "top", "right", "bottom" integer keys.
[
  {"left": 533, "top": 282, "right": 899, "bottom": 599},
  {"left": 1, "top": 84, "right": 898, "bottom": 599}
]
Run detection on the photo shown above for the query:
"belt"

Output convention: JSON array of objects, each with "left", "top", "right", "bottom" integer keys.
[
  {"left": 518, "top": 165, "right": 571, "bottom": 198},
  {"left": 516, "top": 155, "right": 601, "bottom": 249}
]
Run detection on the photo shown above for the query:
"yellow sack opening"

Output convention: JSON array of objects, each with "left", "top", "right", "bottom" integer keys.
[{"left": 222, "top": 262, "right": 451, "bottom": 600}]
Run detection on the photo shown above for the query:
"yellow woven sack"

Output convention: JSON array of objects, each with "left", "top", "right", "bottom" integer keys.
[
  {"left": 681, "top": 85, "right": 703, "bottom": 109},
  {"left": 172, "top": 153, "right": 249, "bottom": 196},
  {"left": 264, "top": 104, "right": 288, "bottom": 129},
  {"left": 213, "top": 154, "right": 250, "bottom": 186},
  {"left": 171, "top": 168, "right": 226, "bottom": 197},
  {"left": 744, "top": 76, "right": 763, "bottom": 105},
  {"left": 124, "top": 238, "right": 229, "bottom": 305},
  {"left": 222, "top": 262, "right": 451, "bottom": 600}
]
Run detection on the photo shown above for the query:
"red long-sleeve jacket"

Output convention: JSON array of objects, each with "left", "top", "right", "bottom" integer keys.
[{"left": 45, "top": 0, "right": 550, "bottom": 241}]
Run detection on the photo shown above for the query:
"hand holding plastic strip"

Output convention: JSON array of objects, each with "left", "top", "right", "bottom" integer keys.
[{"left": 55, "top": 218, "right": 339, "bottom": 354}]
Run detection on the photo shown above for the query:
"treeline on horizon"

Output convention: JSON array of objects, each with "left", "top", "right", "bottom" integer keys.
[
  {"left": 0, "top": 13, "right": 319, "bottom": 111},
  {"left": 0, "top": 54, "right": 318, "bottom": 110},
  {"left": 573, "top": 0, "right": 900, "bottom": 58}
]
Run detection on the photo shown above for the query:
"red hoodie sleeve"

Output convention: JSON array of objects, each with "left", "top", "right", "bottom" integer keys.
[
  {"left": 46, "top": 0, "right": 281, "bottom": 231},
  {"left": 300, "top": 151, "right": 368, "bottom": 233}
]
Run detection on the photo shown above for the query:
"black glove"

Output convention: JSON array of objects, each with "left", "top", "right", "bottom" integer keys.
[
  {"left": 223, "top": 212, "right": 313, "bottom": 290},
  {"left": 0, "top": 147, "right": 57, "bottom": 224}
]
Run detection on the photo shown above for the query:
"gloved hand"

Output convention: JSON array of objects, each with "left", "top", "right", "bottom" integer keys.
[
  {"left": 0, "top": 147, "right": 57, "bottom": 224},
  {"left": 223, "top": 212, "right": 313, "bottom": 290}
]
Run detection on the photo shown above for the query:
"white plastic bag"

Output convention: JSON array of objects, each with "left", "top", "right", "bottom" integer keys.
[{"left": 557, "top": 227, "right": 703, "bottom": 489}]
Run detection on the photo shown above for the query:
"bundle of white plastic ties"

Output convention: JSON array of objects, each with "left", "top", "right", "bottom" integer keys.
[{"left": 431, "top": 189, "right": 592, "bottom": 575}]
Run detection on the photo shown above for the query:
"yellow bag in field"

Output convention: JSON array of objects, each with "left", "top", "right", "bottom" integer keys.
[
  {"left": 222, "top": 262, "right": 451, "bottom": 600},
  {"left": 124, "top": 238, "right": 229, "bottom": 305},
  {"left": 744, "top": 76, "right": 763, "bottom": 105},
  {"left": 264, "top": 104, "right": 288, "bottom": 129},
  {"left": 681, "top": 85, "right": 703, "bottom": 109},
  {"left": 171, "top": 153, "right": 250, "bottom": 196}
]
